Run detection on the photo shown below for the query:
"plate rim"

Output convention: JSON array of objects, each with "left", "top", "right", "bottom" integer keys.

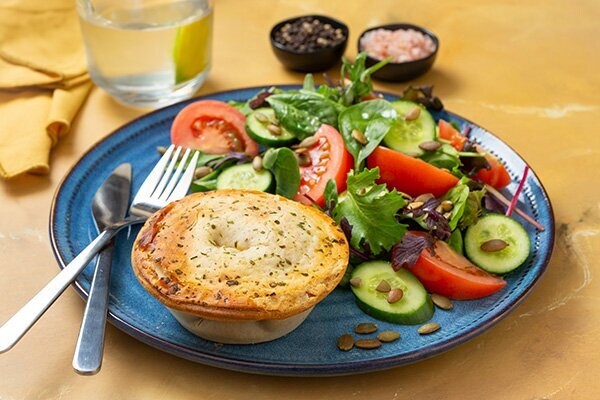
[{"left": 48, "top": 85, "right": 555, "bottom": 376}]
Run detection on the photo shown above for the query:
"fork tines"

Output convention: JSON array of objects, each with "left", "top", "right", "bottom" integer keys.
[{"left": 132, "top": 145, "right": 199, "bottom": 208}]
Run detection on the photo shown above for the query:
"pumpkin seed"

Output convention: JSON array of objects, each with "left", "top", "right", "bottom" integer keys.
[
  {"left": 349, "top": 277, "right": 362, "bottom": 288},
  {"left": 296, "top": 152, "right": 311, "bottom": 167},
  {"left": 377, "top": 331, "right": 400, "bottom": 342},
  {"left": 431, "top": 294, "right": 453, "bottom": 310},
  {"left": 480, "top": 239, "right": 509, "bottom": 252},
  {"left": 156, "top": 146, "right": 168, "bottom": 156},
  {"left": 441, "top": 200, "right": 454, "bottom": 211},
  {"left": 375, "top": 280, "right": 391, "bottom": 293},
  {"left": 354, "top": 322, "right": 378, "bottom": 334},
  {"left": 352, "top": 129, "right": 368, "bottom": 145},
  {"left": 418, "top": 141, "right": 441, "bottom": 152},
  {"left": 194, "top": 166, "right": 213, "bottom": 179},
  {"left": 407, "top": 201, "right": 424, "bottom": 210},
  {"left": 157, "top": 146, "right": 183, "bottom": 160},
  {"left": 414, "top": 193, "right": 434, "bottom": 203},
  {"left": 267, "top": 124, "right": 282, "bottom": 135},
  {"left": 252, "top": 156, "right": 263, "bottom": 171},
  {"left": 418, "top": 323, "right": 441, "bottom": 335},
  {"left": 443, "top": 212, "right": 453, "bottom": 220},
  {"left": 387, "top": 288, "right": 404, "bottom": 304},
  {"left": 296, "top": 136, "right": 318, "bottom": 149},
  {"left": 255, "top": 112, "right": 269, "bottom": 123},
  {"left": 355, "top": 339, "right": 382, "bottom": 349},
  {"left": 404, "top": 107, "right": 421, "bottom": 121},
  {"left": 336, "top": 334, "right": 354, "bottom": 351}
]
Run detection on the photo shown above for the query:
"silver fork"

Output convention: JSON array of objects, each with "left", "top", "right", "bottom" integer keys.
[{"left": 0, "top": 145, "right": 199, "bottom": 354}]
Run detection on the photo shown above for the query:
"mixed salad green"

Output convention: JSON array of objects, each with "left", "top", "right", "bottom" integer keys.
[{"left": 167, "top": 53, "right": 542, "bottom": 326}]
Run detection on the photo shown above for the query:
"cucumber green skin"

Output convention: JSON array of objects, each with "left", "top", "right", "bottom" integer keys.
[
  {"left": 216, "top": 163, "right": 274, "bottom": 192},
  {"left": 245, "top": 108, "right": 296, "bottom": 147},
  {"left": 464, "top": 213, "right": 531, "bottom": 274},
  {"left": 350, "top": 261, "right": 434, "bottom": 325},
  {"left": 383, "top": 100, "right": 436, "bottom": 156}
]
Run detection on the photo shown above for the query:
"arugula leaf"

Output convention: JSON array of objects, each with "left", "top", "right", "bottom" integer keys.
[
  {"left": 340, "top": 52, "right": 391, "bottom": 106},
  {"left": 458, "top": 188, "right": 486, "bottom": 230},
  {"left": 419, "top": 143, "right": 462, "bottom": 172},
  {"left": 332, "top": 168, "right": 407, "bottom": 255},
  {"left": 266, "top": 92, "right": 344, "bottom": 139},
  {"left": 338, "top": 99, "right": 397, "bottom": 170},
  {"left": 302, "top": 73, "right": 315, "bottom": 91},
  {"left": 262, "top": 148, "right": 300, "bottom": 199},
  {"left": 324, "top": 179, "right": 338, "bottom": 212},
  {"left": 440, "top": 178, "right": 470, "bottom": 230}
]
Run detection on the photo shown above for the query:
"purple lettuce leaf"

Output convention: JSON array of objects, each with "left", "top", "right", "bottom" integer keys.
[{"left": 391, "top": 232, "right": 435, "bottom": 271}]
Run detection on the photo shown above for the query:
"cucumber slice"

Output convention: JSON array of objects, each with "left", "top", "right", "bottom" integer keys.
[
  {"left": 246, "top": 108, "right": 296, "bottom": 147},
  {"left": 216, "top": 163, "right": 273, "bottom": 192},
  {"left": 383, "top": 100, "right": 436, "bottom": 156},
  {"left": 351, "top": 261, "right": 434, "bottom": 325},
  {"left": 464, "top": 213, "right": 531, "bottom": 274}
]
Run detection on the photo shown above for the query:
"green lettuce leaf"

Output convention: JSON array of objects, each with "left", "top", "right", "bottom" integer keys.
[
  {"left": 458, "top": 188, "right": 486, "bottom": 230},
  {"left": 262, "top": 148, "right": 300, "bottom": 199},
  {"left": 266, "top": 92, "right": 344, "bottom": 139},
  {"left": 440, "top": 178, "right": 470, "bottom": 230},
  {"left": 332, "top": 168, "right": 407, "bottom": 254},
  {"left": 338, "top": 99, "right": 397, "bottom": 170},
  {"left": 419, "top": 143, "right": 462, "bottom": 172}
]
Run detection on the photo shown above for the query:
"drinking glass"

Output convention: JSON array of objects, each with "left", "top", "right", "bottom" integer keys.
[{"left": 77, "top": 0, "right": 213, "bottom": 108}]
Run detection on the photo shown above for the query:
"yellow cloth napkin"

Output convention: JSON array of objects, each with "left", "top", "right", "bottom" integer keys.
[{"left": 0, "top": 0, "right": 92, "bottom": 178}]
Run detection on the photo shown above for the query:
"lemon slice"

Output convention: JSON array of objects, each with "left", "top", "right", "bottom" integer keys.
[{"left": 173, "top": 12, "right": 213, "bottom": 84}]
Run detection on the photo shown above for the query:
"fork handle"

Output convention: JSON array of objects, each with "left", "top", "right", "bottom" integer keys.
[
  {"left": 72, "top": 243, "right": 114, "bottom": 375},
  {"left": 0, "top": 229, "right": 115, "bottom": 353}
]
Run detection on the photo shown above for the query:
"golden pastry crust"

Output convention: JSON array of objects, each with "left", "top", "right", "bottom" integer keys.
[{"left": 131, "top": 190, "right": 349, "bottom": 321}]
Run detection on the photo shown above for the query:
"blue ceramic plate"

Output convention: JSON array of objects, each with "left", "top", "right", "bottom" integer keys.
[{"left": 50, "top": 86, "right": 554, "bottom": 376}]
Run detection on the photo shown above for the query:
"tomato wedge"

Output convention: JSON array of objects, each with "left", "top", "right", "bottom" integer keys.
[
  {"left": 366, "top": 146, "right": 459, "bottom": 197},
  {"left": 437, "top": 119, "right": 511, "bottom": 189},
  {"left": 405, "top": 232, "right": 506, "bottom": 299},
  {"left": 476, "top": 153, "right": 511, "bottom": 189},
  {"left": 438, "top": 119, "right": 467, "bottom": 151},
  {"left": 171, "top": 100, "right": 258, "bottom": 156},
  {"left": 294, "top": 125, "right": 352, "bottom": 207}
]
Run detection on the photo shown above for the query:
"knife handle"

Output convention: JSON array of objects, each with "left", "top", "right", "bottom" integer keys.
[
  {"left": 72, "top": 243, "right": 114, "bottom": 375},
  {"left": 0, "top": 229, "right": 115, "bottom": 354}
]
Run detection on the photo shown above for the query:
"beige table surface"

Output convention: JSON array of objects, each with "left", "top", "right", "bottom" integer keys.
[{"left": 1, "top": 0, "right": 599, "bottom": 399}]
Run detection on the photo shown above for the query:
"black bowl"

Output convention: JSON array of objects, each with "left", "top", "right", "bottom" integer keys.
[
  {"left": 270, "top": 15, "right": 349, "bottom": 72},
  {"left": 358, "top": 23, "right": 439, "bottom": 82}
]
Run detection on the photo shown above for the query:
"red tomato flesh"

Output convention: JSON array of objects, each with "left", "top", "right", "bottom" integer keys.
[
  {"left": 294, "top": 125, "right": 352, "bottom": 207},
  {"left": 476, "top": 153, "right": 511, "bottom": 189},
  {"left": 171, "top": 100, "right": 258, "bottom": 156},
  {"left": 438, "top": 119, "right": 467, "bottom": 151},
  {"left": 406, "top": 232, "right": 506, "bottom": 299},
  {"left": 367, "top": 146, "right": 459, "bottom": 197}
]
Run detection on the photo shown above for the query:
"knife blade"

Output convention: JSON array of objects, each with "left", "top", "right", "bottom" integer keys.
[{"left": 72, "top": 163, "right": 131, "bottom": 375}]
